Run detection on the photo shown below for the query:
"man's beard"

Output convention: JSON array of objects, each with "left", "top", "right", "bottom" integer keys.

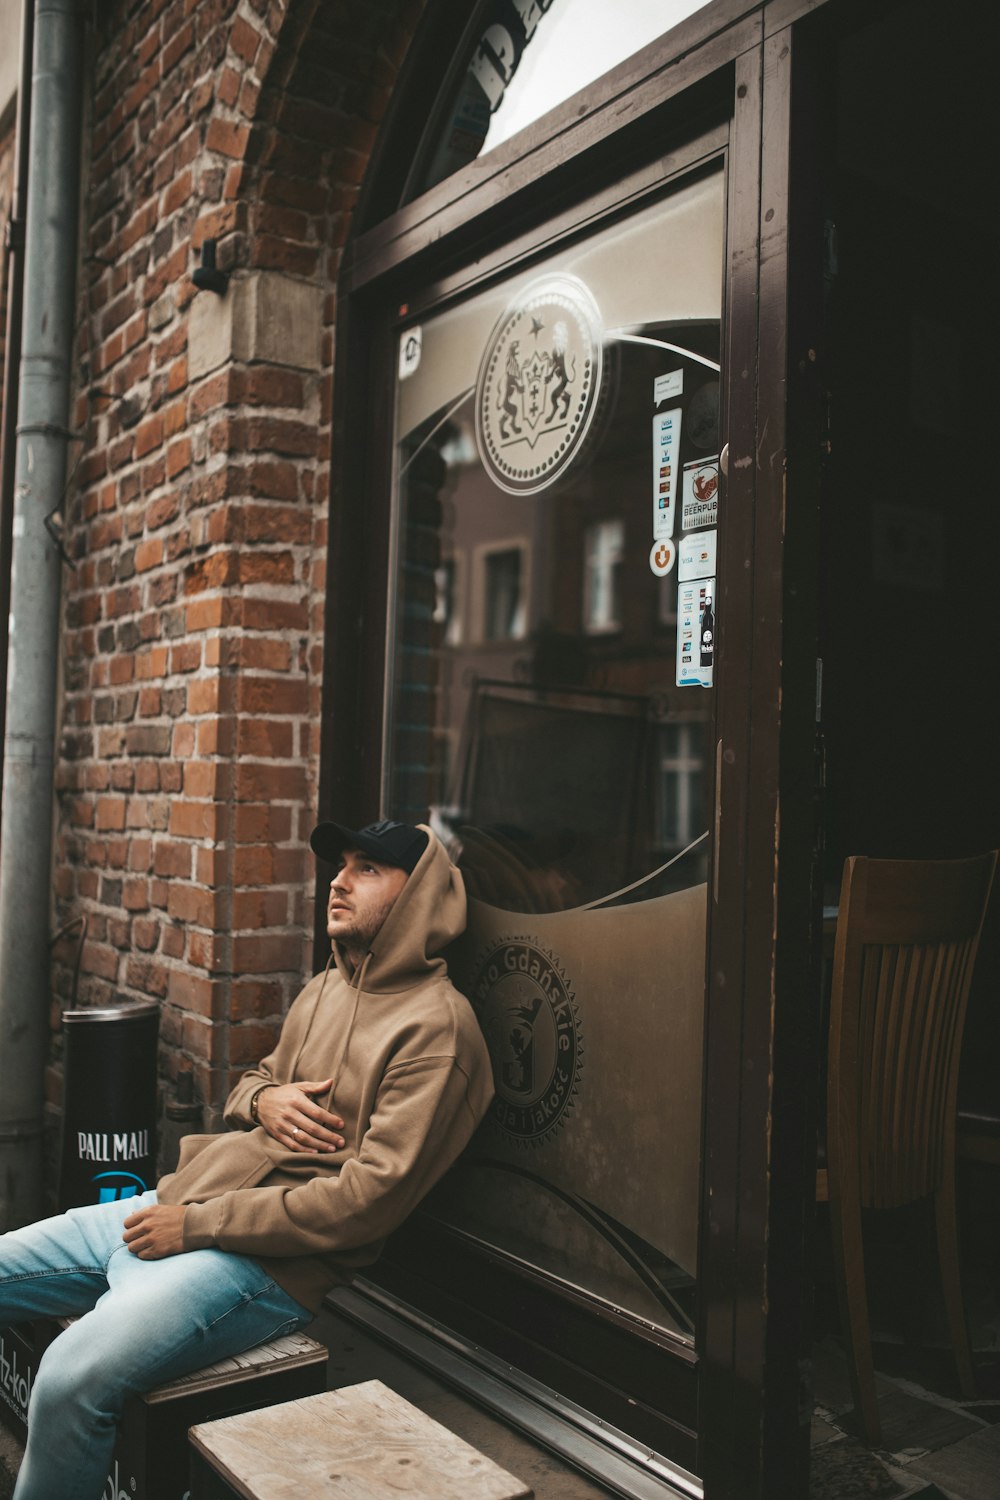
[{"left": 331, "top": 892, "right": 399, "bottom": 959}]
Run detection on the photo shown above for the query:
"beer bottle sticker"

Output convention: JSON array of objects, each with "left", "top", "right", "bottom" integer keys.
[{"left": 676, "top": 577, "right": 715, "bottom": 688}]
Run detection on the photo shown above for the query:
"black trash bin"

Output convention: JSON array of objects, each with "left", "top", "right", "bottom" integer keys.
[{"left": 58, "top": 1000, "right": 160, "bottom": 1210}]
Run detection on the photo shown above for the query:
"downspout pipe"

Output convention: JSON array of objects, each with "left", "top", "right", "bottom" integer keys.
[
  {"left": 0, "top": 0, "right": 36, "bottom": 826},
  {"left": 0, "top": 0, "right": 83, "bottom": 1229}
]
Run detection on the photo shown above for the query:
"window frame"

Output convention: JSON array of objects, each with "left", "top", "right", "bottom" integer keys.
[{"left": 318, "top": 1, "right": 830, "bottom": 1494}]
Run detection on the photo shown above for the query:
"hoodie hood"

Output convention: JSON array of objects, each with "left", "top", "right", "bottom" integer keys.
[{"left": 331, "top": 824, "right": 466, "bottom": 994}]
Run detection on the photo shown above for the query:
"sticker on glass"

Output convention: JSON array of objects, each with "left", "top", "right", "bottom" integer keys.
[
  {"left": 652, "top": 407, "right": 682, "bottom": 541},
  {"left": 475, "top": 274, "right": 604, "bottom": 496},
  {"left": 681, "top": 455, "right": 719, "bottom": 531},
  {"left": 676, "top": 578, "right": 715, "bottom": 688},
  {"left": 654, "top": 369, "right": 684, "bottom": 405},
  {"left": 649, "top": 538, "right": 676, "bottom": 577},
  {"left": 398, "top": 327, "right": 422, "bottom": 380},
  {"left": 678, "top": 528, "right": 717, "bottom": 582}
]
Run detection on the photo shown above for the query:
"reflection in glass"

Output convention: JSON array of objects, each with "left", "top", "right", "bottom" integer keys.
[
  {"left": 411, "top": 0, "right": 713, "bottom": 199},
  {"left": 387, "top": 176, "right": 723, "bottom": 1340}
]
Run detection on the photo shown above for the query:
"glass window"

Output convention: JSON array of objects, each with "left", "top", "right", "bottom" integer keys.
[
  {"left": 387, "top": 171, "right": 723, "bottom": 1340},
  {"left": 410, "top": 0, "right": 714, "bottom": 199}
]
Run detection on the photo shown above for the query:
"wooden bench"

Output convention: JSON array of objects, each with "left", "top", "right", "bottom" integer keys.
[
  {"left": 0, "top": 1321, "right": 327, "bottom": 1500},
  {"left": 188, "top": 1379, "right": 533, "bottom": 1499}
]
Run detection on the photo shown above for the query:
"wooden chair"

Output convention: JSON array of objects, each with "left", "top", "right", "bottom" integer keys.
[{"left": 816, "top": 851, "right": 997, "bottom": 1446}]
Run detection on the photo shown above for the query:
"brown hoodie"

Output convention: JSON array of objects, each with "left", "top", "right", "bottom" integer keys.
[{"left": 156, "top": 827, "right": 494, "bottom": 1311}]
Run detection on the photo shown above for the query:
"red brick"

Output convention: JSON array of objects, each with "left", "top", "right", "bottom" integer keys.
[
  {"left": 135, "top": 413, "right": 163, "bottom": 458},
  {"left": 123, "top": 878, "right": 150, "bottom": 911},
  {"left": 135, "top": 538, "right": 163, "bottom": 572},
  {"left": 232, "top": 845, "right": 274, "bottom": 885},
  {"left": 205, "top": 117, "right": 249, "bottom": 159},
  {"left": 82, "top": 941, "right": 119, "bottom": 982},
  {"left": 161, "top": 167, "right": 193, "bottom": 216},
  {"left": 233, "top": 802, "right": 292, "bottom": 843},
  {"left": 166, "top": 436, "right": 191, "bottom": 477},
  {"left": 183, "top": 760, "right": 223, "bottom": 799},
  {"left": 126, "top": 956, "right": 169, "bottom": 997},
  {"left": 168, "top": 800, "right": 221, "bottom": 839},
  {"left": 232, "top": 933, "right": 302, "bottom": 974},
  {"left": 234, "top": 716, "right": 293, "bottom": 757},
  {"left": 229, "top": 14, "right": 261, "bottom": 63},
  {"left": 217, "top": 65, "right": 240, "bottom": 107},
  {"left": 133, "top": 918, "right": 161, "bottom": 951},
  {"left": 228, "top": 980, "right": 284, "bottom": 1021},
  {"left": 167, "top": 883, "right": 216, "bottom": 925},
  {"left": 170, "top": 641, "right": 201, "bottom": 673},
  {"left": 163, "top": 19, "right": 195, "bottom": 73},
  {"left": 95, "top": 797, "right": 126, "bottom": 831},
  {"left": 187, "top": 677, "right": 221, "bottom": 715},
  {"left": 168, "top": 971, "right": 221, "bottom": 1018},
  {"left": 228, "top": 1022, "right": 281, "bottom": 1065},
  {"left": 234, "top": 763, "right": 305, "bottom": 803},
  {"left": 153, "top": 840, "right": 193, "bottom": 878}
]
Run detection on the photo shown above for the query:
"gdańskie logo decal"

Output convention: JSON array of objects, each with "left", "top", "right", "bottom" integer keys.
[
  {"left": 471, "top": 936, "right": 582, "bottom": 1144},
  {"left": 475, "top": 275, "right": 603, "bottom": 496}
]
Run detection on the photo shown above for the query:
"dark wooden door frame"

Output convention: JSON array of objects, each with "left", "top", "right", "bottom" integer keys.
[
  {"left": 317, "top": 3, "right": 835, "bottom": 1495},
  {"left": 698, "top": 10, "right": 830, "bottom": 1496}
]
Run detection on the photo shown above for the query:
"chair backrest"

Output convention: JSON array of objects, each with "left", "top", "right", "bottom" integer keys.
[{"left": 827, "top": 852, "right": 997, "bottom": 1210}]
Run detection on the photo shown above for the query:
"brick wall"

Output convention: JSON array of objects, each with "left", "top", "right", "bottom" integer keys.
[{"left": 49, "top": 0, "right": 427, "bottom": 1151}]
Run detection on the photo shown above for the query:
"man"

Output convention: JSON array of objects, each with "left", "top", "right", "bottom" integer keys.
[{"left": 0, "top": 819, "right": 494, "bottom": 1500}]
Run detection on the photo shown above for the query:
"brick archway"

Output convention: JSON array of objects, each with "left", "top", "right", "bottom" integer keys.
[{"left": 52, "top": 0, "right": 433, "bottom": 1162}]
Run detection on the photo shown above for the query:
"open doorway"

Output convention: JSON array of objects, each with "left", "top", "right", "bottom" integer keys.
[{"left": 811, "top": 3, "right": 1000, "bottom": 1495}]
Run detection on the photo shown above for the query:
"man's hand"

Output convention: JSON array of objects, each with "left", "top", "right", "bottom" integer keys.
[
  {"left": 256, "top": 1079, "right": 345, "bottom": 1154},
  {"left": 122, "top": 1203, "right": 187, "bottom": 1259}
]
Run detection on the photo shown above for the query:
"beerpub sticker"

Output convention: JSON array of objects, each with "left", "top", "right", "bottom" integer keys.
[{"left": 681, "top": 454, "right": 720, "bottom": 530}]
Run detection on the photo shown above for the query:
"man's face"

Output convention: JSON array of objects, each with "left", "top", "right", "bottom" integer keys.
[{"left": 327, "top": 848, "right": 408, "bottom": 953}]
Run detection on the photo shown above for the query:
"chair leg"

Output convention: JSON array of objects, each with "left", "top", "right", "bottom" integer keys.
[
  {"left": 933, "top": 1177, "right": 976, "bottom": 1398},
  {"left": 829, "top": 1188, "right": 882, "bottom": 1445}
]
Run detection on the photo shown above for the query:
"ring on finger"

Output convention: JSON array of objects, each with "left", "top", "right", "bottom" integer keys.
[{"left": 293, "top": 1127, "right": 301, "bottom": 1138}]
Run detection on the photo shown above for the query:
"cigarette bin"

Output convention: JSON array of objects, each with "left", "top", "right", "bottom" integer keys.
[{"left": 58, "top": 1001, "right": 159, "bottom": 1211}]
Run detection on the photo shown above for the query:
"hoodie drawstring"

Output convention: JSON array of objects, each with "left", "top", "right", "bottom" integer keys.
[{"left": 326, "top": 949, "right": 372, "bottom": 1110}]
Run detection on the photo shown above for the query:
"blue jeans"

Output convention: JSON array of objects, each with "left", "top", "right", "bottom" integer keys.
[{"left": 0, "top": 1191, "right": 311, "bottom": 1500}]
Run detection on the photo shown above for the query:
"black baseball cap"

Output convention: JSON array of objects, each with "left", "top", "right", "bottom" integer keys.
[{"left": 310, "top": 819, "right": 428, "bottom": 875}]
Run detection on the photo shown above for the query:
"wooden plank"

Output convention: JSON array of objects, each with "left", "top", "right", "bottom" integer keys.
[
  {"left": 144, "top": 1333, "right": 327, "bottom": 1403},
  {"left": 190, "top": 1380, "right": 533, "bottom": 1500},
  {"left": 54, "top": 1320, "right": 326, "bottom": 1403}
]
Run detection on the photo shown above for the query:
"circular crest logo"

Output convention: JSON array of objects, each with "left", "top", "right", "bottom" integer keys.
[
  {"left": 471, "top": 936, "right": 582, "bottom": 1145},
  {"left": 475, "top": 275, "right": 604, "bottom": 495}
]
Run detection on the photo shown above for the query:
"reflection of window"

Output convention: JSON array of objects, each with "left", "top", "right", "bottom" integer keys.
[
  {"left": 658, "top": 720, "right": 703, "bottom": 850},
  {"left": 584, "top": 519, "right": 624, "bottom": 633},
  {"left": 479, "top": 543, "right": 528, "bottom": 641},
  {"left": 410, "top": 0, "right": 711, "bottom": 199},
  {"left": 433, "top": 555, "right": 463, "bottom": 645}
]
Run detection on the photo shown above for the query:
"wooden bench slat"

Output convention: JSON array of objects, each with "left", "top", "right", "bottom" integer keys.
[
  {"left": 190, "top": 1379, "right": 533, "bottom": 1500},
  {"left": 144, "top": 1331, "right": 327, "bottom": 1402},
  {"left": 53, "top": 1321, "right": 327, "bottom": 1403}
]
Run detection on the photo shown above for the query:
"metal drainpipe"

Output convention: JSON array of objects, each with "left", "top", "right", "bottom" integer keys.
[
  {"left": 0, "top": 0, "right": 84, "bottom": 1229},
  {"left": 0, "top": 0, "right": 36, "bottom": 818}
]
